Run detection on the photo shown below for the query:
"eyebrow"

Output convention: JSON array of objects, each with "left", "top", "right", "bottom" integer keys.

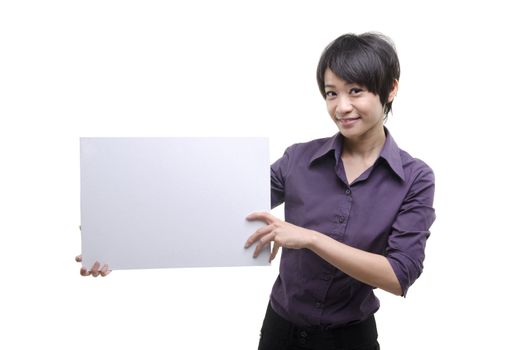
[{"left": 325, "top": 82, "right": 362, "bottom": 89}]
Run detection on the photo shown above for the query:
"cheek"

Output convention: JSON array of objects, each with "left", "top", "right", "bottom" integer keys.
[{"left": 359, "top": 100, "right": 383, "bottom": 118}]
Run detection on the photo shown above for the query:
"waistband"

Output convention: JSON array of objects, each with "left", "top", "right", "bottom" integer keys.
[{"left": 262, "top": 302, "right": 378, "bottom": 348}]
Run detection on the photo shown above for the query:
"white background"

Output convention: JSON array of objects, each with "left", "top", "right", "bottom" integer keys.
[{"left": 1, "top": 1, "right": 527, "bottom": 349}]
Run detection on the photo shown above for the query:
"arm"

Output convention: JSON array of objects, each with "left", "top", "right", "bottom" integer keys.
[
  {"left": 308, "top": 232, "right": 402, "bottom": 295},
  {"left": 246, "top": 164, "right": 435, "bottom": 297},
  {"left": 270, "top": 146, "right": 292, "bottom": 209},
  {"left": 245, "top": 213, "right": 401, "bottom": 295}
]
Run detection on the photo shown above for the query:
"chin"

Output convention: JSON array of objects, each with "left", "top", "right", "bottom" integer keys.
[{"left": 339, "top": 127, "right": 362, "bottom": 139}]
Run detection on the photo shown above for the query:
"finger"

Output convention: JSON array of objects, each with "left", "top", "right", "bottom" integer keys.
[
  {"left": 80, "top": 266, "right": 91, "bottom": 276},
  {"left": 246, "top": 212, "right": 277, "bottom": 224},
  {"left": 253, "top": 232, "right": 275, "bottom": 258},
  {"left": 245, "top": 224, "right": 274, "bottom": 248},
  {"left": 75, "top": 254, "right": 82, "bottom": 263},
  {"left": 91, "top": 261, "right": 101, "bottom": 277},
  {"left": 269, "top": 242, "right": 281, "bottom": 262},
  {"left": 100, "top": 264, "right": 112, "bottom": 277}
]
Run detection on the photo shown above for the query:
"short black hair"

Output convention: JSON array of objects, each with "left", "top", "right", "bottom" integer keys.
[{"left": 316, "top": 32, "right": 400, "bottom": 117}]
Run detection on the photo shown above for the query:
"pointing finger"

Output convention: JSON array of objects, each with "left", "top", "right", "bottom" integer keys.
[
  {"left": 253, "top": 232, "right": 274, "bottom": 258},
  {"left": 245, "top": 224, "right": 274, "bottom": 248}
]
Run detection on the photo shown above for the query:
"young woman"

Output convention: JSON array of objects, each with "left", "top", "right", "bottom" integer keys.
[
  {"left": 245, "top": 32, "right": 436, "bottom": 349},
  {"left": 78, "top": 32, "right": 435, "bottom": 350}
]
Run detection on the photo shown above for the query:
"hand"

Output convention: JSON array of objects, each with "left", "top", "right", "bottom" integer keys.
[
  {"left": 76, "top": 255, "right": 112, "bottom": 277},
  {"left": 245, "top": 212, "right": 316, "bottom": 262},
  {"left": 76, "top": 226, "right": 111, "bottom": 277}
]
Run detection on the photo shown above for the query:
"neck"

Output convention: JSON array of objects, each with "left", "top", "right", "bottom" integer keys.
[{"left": 342, "top": 125, "right": 386, "bottom": 160}]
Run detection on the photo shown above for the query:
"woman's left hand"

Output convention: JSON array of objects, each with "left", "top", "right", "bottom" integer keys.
[{"left": 245, "top": 212, "right": 316, "bottom": 262}]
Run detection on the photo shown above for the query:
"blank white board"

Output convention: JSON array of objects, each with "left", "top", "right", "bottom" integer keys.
[{"left": 80, "top": 137, "right": 270, "bottom": 269}]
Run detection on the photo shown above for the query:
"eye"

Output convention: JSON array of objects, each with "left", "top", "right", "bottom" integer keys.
[
  {"left": 349, "top": 88, "right": 363, "bottom": 95},
  {"left": 325, "top": 91, "right": 337, "bottom": 99}
]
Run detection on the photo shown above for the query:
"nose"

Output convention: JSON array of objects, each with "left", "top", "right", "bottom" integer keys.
[{"left": 335, "top": 95, "right": 353, "bottom": 115}]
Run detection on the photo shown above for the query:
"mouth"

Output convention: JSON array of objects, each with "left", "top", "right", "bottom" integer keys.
[{"left": 336, "top": 116, "right": 361, "bottom": 126}]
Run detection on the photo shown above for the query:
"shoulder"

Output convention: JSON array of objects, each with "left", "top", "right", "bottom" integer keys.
[
  {"left": 285, "top": 136, "right": 332, "bottom": 154},
  {"left": 272, "top": 135, "right": 336, "bottom": 176},
  {"left": 283, "top": 135, "right": 338, "bottom": 163},
  {"left": 399, "top": 149, "right": 435, "bottom": 184},
  {"left": 397, "top": 149, "right": 435, "bottom": 208}
]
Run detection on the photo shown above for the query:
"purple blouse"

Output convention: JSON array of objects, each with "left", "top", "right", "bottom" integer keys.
[{"left": 269, "top": 128, "right": 436, "bottom": 329}]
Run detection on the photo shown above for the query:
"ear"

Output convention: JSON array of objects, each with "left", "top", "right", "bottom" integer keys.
[{"left": 387, "top": 79, "right": 399, "bottom": 103}]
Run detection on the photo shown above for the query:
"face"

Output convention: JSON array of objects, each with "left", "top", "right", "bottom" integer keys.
[{"left": 323, "top": 69, "right": 396, "bottom": 142}]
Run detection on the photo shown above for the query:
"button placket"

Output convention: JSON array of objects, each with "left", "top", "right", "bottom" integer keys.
[
  {"left": 336, "top": 188, "right": 351, "bottom": 225},
  {"left": 333, "top": 186, "right": 353, "bottom": 241}
]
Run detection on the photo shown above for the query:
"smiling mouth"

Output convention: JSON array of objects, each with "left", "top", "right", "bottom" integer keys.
[{"left": 337, "top": 116, "right": 361, "bottom": 125}]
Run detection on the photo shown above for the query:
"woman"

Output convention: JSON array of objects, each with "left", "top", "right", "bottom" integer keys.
[
  {"left": 78, "top": 32, "right": 435, "bottom": 350},
  {"left": 245, "top": 32, "right": 436, "bottom": 349}
]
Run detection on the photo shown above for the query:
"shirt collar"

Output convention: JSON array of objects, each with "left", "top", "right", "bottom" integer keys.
[
  {"left": 309, "top": 127, "right": 405, "bottom": 181},
  {"left": 309, "top": 132, "right": 343, "bottom": 165},
  {"left": 379, "top": 128, "right": 405, "bottom": 181}
]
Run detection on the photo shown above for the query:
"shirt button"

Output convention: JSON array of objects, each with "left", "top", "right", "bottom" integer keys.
[
  {"left": 315, "top": 302, "right": 322, "bottom": 309},
  {"left": 345, "top": 189, "right": 351, "bottom": 195},
  {"left": 300, "top": 330, "right": 308, "bottom": 338},
  {"left": 338, "top": 216, "right": 345, "bottom": 223}
]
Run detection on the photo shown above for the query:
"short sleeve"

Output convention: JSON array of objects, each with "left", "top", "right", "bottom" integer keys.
[
  {"left": 386, "top": 164, "right": 436, "bottom": 297},
  {"left": 270, "top": 146, "right": 292, "bottom": 209}
]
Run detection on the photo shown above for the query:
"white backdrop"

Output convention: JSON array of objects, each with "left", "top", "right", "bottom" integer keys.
[{"left": 1, "top": 1, "right": 527, "bottom": 349}]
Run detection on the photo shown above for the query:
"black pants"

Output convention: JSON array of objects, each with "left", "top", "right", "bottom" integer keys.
[{"left": 258, "top": 303, "right": 380, "bottom": 350}]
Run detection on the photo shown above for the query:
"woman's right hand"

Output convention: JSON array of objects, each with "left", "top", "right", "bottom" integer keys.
[
  {"left": 75, "top": 254, "right": 112, "bottom": 277},
  {"left": 77, "top": 225, "right": 111, "bottom": 277}
]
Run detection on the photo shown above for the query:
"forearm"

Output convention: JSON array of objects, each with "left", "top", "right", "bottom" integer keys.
[{"left": 307, "top": 230, "right": 402, "bottom": 296}]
